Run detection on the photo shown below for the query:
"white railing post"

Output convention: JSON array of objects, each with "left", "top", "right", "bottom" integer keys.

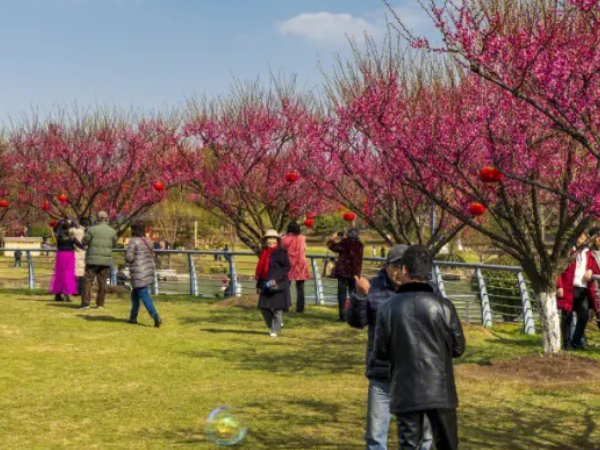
[
  {"left": 517, "top": 272, "right": 536, "bottom": 335},
  {"left": 475, "top": 268, "right": 493, "bottom": 328}
]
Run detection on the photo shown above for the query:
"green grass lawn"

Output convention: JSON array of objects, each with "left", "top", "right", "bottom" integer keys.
[{"left": 2, "top": 293, "right": 600, "bottom": 449}]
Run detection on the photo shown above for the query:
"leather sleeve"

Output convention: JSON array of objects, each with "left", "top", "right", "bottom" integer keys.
[
  {"left": 346, "top": 292, "right": 368, "bottom": 329},
  {"left": 373, "top": 302, "right": 391, "bottom": 361},
  {"left": 446, "top": 300, "right": 466, "bottom": 358}
]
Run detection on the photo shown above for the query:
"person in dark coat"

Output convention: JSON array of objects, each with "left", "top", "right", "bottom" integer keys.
[
  {"left": 374, "top": 245, "right": 465, "bottom": 450},
  {"left": 349, "top": 245, "right": 432, "bottom": 450},
  {"left": 14, "top": 250, "right": 23, "bottom": 268},
  {"left": 255, "top": 229, "right": 291, "bottom": 338},
  {"left": 327, "top": 227, "right": 364, "bottom": 321}
]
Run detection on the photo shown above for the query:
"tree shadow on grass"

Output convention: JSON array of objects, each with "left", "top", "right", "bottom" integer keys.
[
  {"left": 180, "top": 332, "right": 364, "bottom": 376},
  {"left": 148, "top": 398, "right": 364, "bottom": 449},
  {"left": 461, "top": 403, "right": 600, "bottom": 449},
  {"left": 46, "top": 302, "right": 81, "bottom": 309},
  {"left": 201, "top": 328, "right": 268, "bottom": 336}
]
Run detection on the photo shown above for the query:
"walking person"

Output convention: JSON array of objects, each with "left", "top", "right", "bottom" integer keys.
[
  {"left": 281, "top": 222, "right": 311, "bottom": 313},
  {"left": 327, "top": 227, "right": 364, "bottom": 321},
  {"left": 126, "top": 221, "right": 162, "bottom": 327},
  {"left": 13, "top": 250, "right": 23, "bottom": 268},
  {"left": 255, "top": 229, "right": 291, "bottom": 338},
  {"left": 69, "top": 220, "right": 86, "bottom": 297},
  {"left": 50, "top": 220, "right": 81, "bottom": 302},
  {"left": 78, "top": 211, "right": 117, "bottom": 310},
  {"left": 374, "top": 245, "right": 466, "bottom": 450},
  {"left": 349, "top": 245, "right": 433, "bottom": 450},
  {"left": 557, "top": 231, "right": 599, "bottom": 350}
]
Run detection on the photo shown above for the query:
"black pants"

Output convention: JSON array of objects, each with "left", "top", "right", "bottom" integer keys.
[
  {"left": 397, "top": 409, "right": 458, "bottom": 450},
  {"left": 337, "top": 277, "right": 356, "bottom": 321},
  {"left": 295, "top": 280, "right": 305, "bottom": 313},
  {"left": 561, "top": 287, "right": 589, "bottom": 348}
]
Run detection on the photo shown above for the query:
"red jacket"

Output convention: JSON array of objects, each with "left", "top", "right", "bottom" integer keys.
[{"left": 556, "top": 250, "right": 599, "bottom": 312}]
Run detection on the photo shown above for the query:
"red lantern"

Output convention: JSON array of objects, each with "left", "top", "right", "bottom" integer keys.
[
  {"left": 343, "top": 212, "right": 356, "bottom": 222},
  {"left": 153, "top": 181, "right": 165, "bottom": 192},
  {"left": 285, "top": 172, "right": 299, "bottom": 183},
  {"left": 58, "top": 194, "right": 68, "bottom": 203},
  {"left": 480, "top": 167, "right": 503, "bottom": 183},
  {"left": 468, "top": 202, "right": 486, "bottom": 216},
  {"left": 49, "top": 221, "right": 58, "bottom": 228},
  {"left": 42, "top": 200, "right": 50, "bottom": 211},
  {"left": 0, "top": 200, "right": 8, "bottom": 208},
  {"left": 304, "top": 219, "right": 315, "bottom": 228}
]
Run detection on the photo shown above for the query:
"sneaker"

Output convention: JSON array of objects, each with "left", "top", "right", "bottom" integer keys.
[
  {"left": 269, "top": 332, "right": 278, "bottom": 338},
  {"left": 76, "top": 305, "right": 90, "bottom": 310},
  {"left": 154, "top": 316, "right": 163, "bottom": 328},
  {"left": 95, "top": 306, "right": 104, "bottom": 310},
  {"left": 126, "top": 319, "right": 138, "bottom": 324}
]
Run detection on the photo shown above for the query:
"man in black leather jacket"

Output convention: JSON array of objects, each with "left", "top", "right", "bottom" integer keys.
[
  {"left": 374, "top": 245, "right": 466, "bottom": 450},
  {"left": 348, "top": 245, "right": 432, "bottom": 450}
]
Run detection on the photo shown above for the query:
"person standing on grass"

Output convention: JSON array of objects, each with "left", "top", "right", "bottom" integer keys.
[
  {"left": 327, "top": 227, "right": 364, "bottom": 321},
  {"left": 13, "top": 250, "right": 23, "bottom": 268},
  {"left": 78, "top": 211, "right": 117, "bottom": 310},
  {"left": 374, "top": 245, "right": 465, "bottom": 450},
  {"left": 126, "top": 221, "right": 162, "bottom": 328},
  {"left": 255, "top": 229, "right": 291, "bottom": 338},
  {"left": 349, "top": 245, "right": 433, "bottom": 450},
  {"left": 557, "top": 231, "right": 599, "bottom": 350},
  {"left": 281, "top": 222, "right": 311, "bottom": 313},
  {"left": 69, "top": 219, "right": 86, "bottom": 298},
  {"left": 50, "top": 220, "right": 82, "bottom": 303}
]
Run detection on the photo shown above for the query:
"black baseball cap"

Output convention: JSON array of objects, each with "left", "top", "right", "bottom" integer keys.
[{"left": 386, "top": 244, "right": 409, "bottom": 265}]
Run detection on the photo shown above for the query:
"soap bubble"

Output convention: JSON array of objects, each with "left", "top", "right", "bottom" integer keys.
[{"left": 205, "top": 406, "right": 247, "bottom": 446}]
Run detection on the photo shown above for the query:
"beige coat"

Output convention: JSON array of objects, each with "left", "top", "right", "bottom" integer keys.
[{"left": 69, "top": 227, "right": 86, "bottom": 277}]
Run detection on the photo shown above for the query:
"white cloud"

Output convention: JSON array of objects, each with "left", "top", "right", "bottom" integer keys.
[{"left": 276, "top": 12, "right": 381, "bottom": 45}]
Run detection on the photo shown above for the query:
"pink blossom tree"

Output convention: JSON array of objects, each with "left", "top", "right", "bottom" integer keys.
[
  {"left": 341, "top": 42, "right": 600, "bottom": 352},
  {"left": 379, "top": 0, "right": 600, "bottom": 353},
  {"left": 298, "top": 41, "right": 466, "bottom": 254},
  {"left": 172, "top": 82, "right": 328, "bottom": 253},
  {"left": 7, "top": 112, "right": 173, "bottom": 235}
]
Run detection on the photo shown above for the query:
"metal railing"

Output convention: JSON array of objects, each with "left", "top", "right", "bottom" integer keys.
[{"left": 0, "top": 248, "right": 554, "bottom": 336}]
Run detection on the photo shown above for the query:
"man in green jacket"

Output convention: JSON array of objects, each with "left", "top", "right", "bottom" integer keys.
[{"left": 78, "top": 211, "right": 118, "bottom": 310}]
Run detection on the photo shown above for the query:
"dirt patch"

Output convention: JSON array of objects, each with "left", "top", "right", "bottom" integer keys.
[
  {"left": 215, "top": 295, "right": 258, "bottom": 309},
  {"left": 459, "top": 353, "right": 600, "bottom": 388}
]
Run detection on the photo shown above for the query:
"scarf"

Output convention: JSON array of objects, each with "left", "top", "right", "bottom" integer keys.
[{"left": 255, "top": 246, "right": 278, "bottom": 281}]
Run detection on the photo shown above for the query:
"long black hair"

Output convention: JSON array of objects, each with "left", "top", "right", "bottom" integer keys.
[{"left": 287, "top": 222, "right": 301, "bottom": 236}]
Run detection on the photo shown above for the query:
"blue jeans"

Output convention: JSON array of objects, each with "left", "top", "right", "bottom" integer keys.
[
  {"left": 366, "top": 380, "right": 433, "bottom": 450},
  {"left": 130, "top": 286, "right": 159, "bottom": 321}
]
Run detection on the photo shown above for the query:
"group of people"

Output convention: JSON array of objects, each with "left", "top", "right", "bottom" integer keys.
[
  {"left": 48, "top": 212, "right": 162, "bottom": 327},
  {"left": 254, "top": 224, "right": 464, "bottom": 450},
  {"left": 557, "top": 229, "right": 600, "bottom": 350}
]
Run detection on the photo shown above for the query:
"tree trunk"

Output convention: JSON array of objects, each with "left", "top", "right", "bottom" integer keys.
[{"left": 537, "top": 290, "right": 562, "bottom": 354}]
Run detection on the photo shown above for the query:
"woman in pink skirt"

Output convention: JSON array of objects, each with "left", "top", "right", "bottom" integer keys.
[
  {"left": 281, "top": 222, "right": 311, "bottom": 313},
  {"left": 50, "top": 220, "right": 81, "bottom": 302}
]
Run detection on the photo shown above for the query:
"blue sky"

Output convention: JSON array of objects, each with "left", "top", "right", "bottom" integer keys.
[{"left": 0, "top": 0, "right": 438, "bottom": 124}]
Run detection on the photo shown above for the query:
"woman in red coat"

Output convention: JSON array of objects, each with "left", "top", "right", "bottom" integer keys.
[{"left": 557, "top": 232, "right": 600, "bottom": 350}]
